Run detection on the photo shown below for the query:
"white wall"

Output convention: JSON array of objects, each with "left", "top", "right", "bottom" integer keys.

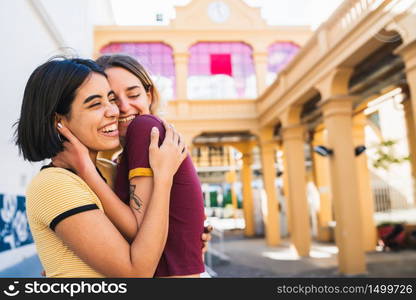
[
  {"left": 37, "top": 0, "right": 95, "bottom": 57},
  {"left": 1, "top": 0, "right": 59, "bottom": 196},
  {"left": 0, "top": 0, "right": 104, "bottom": 269},
  {"left": 0, "top": 0, "right": 98, "bottom": 196}
]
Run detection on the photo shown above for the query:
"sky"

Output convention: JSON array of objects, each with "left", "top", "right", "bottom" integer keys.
[{"left": 109, "top": 0, "right": 344, "bottom": 29}]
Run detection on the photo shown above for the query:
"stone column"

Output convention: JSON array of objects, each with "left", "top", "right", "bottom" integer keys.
[
  {"left": 281, "top": 149, "right": 292, "bottom": 234},
  {"left": 321, "top": 96, "right": 366, "bottom": 275},
  {"left": 240, "top": 145, "right": 256, "bottom": 237},
  {"left": 173, "top": 52, "right": 189, "bottom": 100},
  {"left": 253, "top": 51, "right": 268, "bottom": 96},
  {"left": 352, "top": 113, "right": 377, "bottom": 252},
  {"left": 403, "top": 98, "right": 416, "bottom": 205},
  {"left": 311, "top": 128, "right": 333, "bottom": 242},
  {"left": 281, "top": 125, "right": 311, "bottom": 256},
  {"left": 258, "top": 127, "right": 280, "bottom": 246}
]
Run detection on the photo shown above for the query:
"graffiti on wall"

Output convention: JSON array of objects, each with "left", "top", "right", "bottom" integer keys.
[{"left": 0, "top": 194, "right": 33, "bottom": 252}]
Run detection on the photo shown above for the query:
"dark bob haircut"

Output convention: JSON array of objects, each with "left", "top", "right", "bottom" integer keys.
[{"left": 15, "top": 56, "right": 106, "bottom": 162}]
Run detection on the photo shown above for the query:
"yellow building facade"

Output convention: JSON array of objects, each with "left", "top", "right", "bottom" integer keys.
[{"left": 95, "top": 0, "right": 416, "bottom": 275}]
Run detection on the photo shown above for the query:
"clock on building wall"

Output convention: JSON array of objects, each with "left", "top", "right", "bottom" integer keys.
[{"left": 207, "top": 1, "right": 230, "bottom": 23}]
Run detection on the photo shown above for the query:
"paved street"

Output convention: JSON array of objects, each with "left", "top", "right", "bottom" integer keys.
[{"left": 209, "top": 229, "right": 416, "bottom": 278}]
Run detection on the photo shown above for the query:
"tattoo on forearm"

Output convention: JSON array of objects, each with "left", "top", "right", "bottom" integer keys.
[{"left": 129, "top": 184, "right": 143, "bottom": 213}]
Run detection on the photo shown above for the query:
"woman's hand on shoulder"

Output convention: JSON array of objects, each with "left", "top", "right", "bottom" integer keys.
[
  {"left": 52, "top": 124, "right": 95, "bottom": 175},
  {"left": 149, "top": 119, "right": 187, "bottom": 181}
]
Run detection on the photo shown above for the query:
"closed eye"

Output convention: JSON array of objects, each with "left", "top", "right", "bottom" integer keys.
[
  {"left": 128, "top": 94, "right": 140, "bottom": 98},
  {"left": 89, "top": 102, "right": 101, "bottom": 108}
]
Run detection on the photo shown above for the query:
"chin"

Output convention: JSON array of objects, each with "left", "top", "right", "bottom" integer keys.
[{"left": 101, "top": 140, "right": 120, "bottom": 151}]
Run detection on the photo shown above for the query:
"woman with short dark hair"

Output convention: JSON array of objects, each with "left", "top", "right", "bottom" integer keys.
[{"left": 15, "top": 57, "right": 186, "bottom": 277}]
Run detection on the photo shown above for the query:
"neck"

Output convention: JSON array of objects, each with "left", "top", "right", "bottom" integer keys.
[
  {"left": 89, "top": 150, "right": 98, "bottom": 165},
  {"left": 119, "top": 136, "right": 126, "bottom": 148}
]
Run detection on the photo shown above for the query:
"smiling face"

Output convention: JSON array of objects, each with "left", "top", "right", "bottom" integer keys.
[
  {"left": 59, "top": 72, "right": 120, "bottom": 152},
  {"left": 105, "top": 67, "right": 152, "bottom": 137}
]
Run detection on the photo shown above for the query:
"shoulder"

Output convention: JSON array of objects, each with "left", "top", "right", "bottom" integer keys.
[
  {"left": 131, "top": 114, "right": 162, "bottom": 126},
  {"left": 28, "top": 167, "right": 83, "bottom": 185},
  {"left": 26, "top": 168, "right": 93, "bottom": 198},
  {"left": 26, "top": 167, "right": 102, "bottom": 227},
  {"left": 125, "top": 115, "right": 165, "bottom": 143},
  {"left": 127, "top": 114, "right": 164, "bottom": 133}
]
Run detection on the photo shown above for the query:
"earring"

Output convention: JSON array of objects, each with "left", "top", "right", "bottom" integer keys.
[
  {"left": 56, "top": 122, "right": 63, "bottom": 142},
  {"left": 57, "top": 132, "right": 63, "bottom": 142}
]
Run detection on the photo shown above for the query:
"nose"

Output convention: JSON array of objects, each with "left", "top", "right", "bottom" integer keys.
[
  {"left": 117, "top": 96, "right": 129, "bottom": 114},
  {"left": 105, "top": 101, "right": 119, "bottom": 119}
]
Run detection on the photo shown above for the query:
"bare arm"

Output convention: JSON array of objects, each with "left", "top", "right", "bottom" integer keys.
[
  {"left": 54, "top": 121, "right": 212, "bottom": 255},
  {"left": 81, "top": 169, "right": 139, "bottom": 242},
  {"left": 54, "top": 126, "right": 138, "bottom": 242},
  {"left": 53, "top": 125, "right": 187, "bottom": 277},
  {"left": 55, "top": 174, "right": 171, "bottom": 277},
  {"left": 129, "top": 177, "right": 153, "bottom": 228},
  {"left": 126, "top": 120, "right": 182, "bottom": 229},
  {"left": 54, "top": 120, "right": 179, "bottom": 242}
]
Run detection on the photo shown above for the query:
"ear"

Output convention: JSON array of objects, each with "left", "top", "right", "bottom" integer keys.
[
  {"left": 147, "top": 89, "right": 153, "bottom": 105},
  {"left": 54, "top": 113, "right": 68, "bottom": 129}
]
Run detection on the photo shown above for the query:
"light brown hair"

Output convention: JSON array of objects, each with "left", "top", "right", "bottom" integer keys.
[{"left": 96, "top": 54, "right": 160, "bottom": 115}]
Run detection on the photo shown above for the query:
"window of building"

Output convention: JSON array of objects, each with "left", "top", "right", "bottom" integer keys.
[
  {"left": 188, "top": 42, "right": 256, "bottom": 99},
  {"left": 267, "top": 42, "right": 300, "bottom": 85},
  {"left": 367, "top": 111, "right": 381, "bottom": 130}
]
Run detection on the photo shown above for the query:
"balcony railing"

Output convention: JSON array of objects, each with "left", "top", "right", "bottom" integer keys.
[{"left": 257, "top": 0, "right": 394, "bottom": 118}]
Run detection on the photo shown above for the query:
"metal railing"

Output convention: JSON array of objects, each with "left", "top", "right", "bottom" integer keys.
[{"left": 372, "top": 180, "right": 412, "bottom": 212}]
